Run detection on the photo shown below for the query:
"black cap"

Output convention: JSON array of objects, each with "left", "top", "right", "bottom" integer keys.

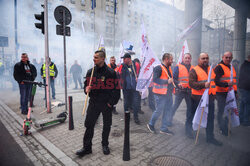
[{"left": 121, "top": 53, "right": 131, "bottom": 59}]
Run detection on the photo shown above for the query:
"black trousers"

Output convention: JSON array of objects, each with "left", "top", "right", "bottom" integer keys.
[
  {"left": 189, "top": 96, "right": 215, "bottom": 140},
  {"left": 216, "top": 93, "right": 228, "bottom": 132},
  {"left": 83, "top": 100, "right": 112, "bottom": 149}
]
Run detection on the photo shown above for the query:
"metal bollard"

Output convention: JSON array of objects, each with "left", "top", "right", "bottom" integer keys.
[
  {"left": 68, "top": 96, "right": 74, "bottom": 130},
  {"left": 123, "top": 111, "right": 130, "bottom": 161}
]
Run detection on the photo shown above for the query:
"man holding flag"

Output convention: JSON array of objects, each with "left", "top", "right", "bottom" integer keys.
[
  {"left": 189, "top": 53, "right": 222, "bottom": 146},
  {"left": 214, "top": 52, "right": 237, "bottom": 136},
  {"left": 147, "top": 53, "right": 174, "bottom": 135},
  {"left": 170, "top": 53, "right": 193, "bottom": 138}
]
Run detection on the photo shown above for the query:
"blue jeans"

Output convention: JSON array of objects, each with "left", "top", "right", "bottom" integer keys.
[
  {"left": 170, "top": 91, "right": 191, "bottom": 127},
  {"left": 19, "top": 83, "right": 32, "bottom": 112},
  {"left": 149, "top": 93, "right": 173, "bottom": 131},
  {"left": 239, "top": 89, "right": 250, "bottom": 124},
  {"left": 43, "top": 78, "right": 55, "bottom": 99},
  {"left": 123, "top": 89, "right": 140, "bottom": 119}
]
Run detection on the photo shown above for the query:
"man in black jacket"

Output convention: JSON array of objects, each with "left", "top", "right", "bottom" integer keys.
[
  {"left": 13, "top": 53, "right": 37, "bottom": 115},
  {"left": 76, "top": 50, "right": 120, "bottom": 157},
  {"left": 238, "top": 55, "right": 250, "bottom": 126}
]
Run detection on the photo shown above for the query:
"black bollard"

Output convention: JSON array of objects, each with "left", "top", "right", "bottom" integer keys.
[
  {"left": 123, "top": 111, "right": 130, "bottom": 161},
  {"left": 68, "top": 96, "right": 74, "bottom": 130}
]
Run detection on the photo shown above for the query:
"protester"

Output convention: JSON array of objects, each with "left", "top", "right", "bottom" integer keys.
[
  {"left": 76, "top": 50, "right": 120, "bottom": 157},
  {"left": 170, "top": 53, "right": 193, "bottom": 138},
  {"left": 189, "top": 53, "right": 222, "bottom": 146},
  {"left": 214, "top": 51, "right": 237, "bottom": 136},
  {"left": 107, "top": 56, "right": 119, "bottom": 115},
  {"left": 238, "top": 55, "right": 250, "bottom": 126},
  {"left": 70, "top": 60, "right": 83, "bottom": 89},
  {"left": 147, "top": 53, "right": 174, "bottom": 135},
  {"left": 40, "top": 57, "right": 58, "bottom": 99},
  {"left": 13, "top": 53, "right": 37, "bottom": 115},
  {"left": 117, "top": 53, "right": 141, "bottom": 124}
]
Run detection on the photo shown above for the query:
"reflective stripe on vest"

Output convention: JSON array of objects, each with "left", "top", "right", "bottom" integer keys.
[
  {"left": 42, "top": 64, "right": 55, "bottom": 77},
  {"left": 178, "top": 64, "right": 193, "bottom": 88},
  {"left": 191, "top": 65, "right": 216, "bottom": 95},
  {"left": 216, "top": 64, "right": 237, "bottom": 92},
  {"left": 152, "top": 65, "right": 172, "bottom": 95}
]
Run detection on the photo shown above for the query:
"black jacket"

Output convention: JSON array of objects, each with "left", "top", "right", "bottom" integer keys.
[
  {"left": 238, "top": 60, "right": 250, "bottom": 90},
  {"left": 13, "top": 61, "right": 37, "bottom": 83},
  {"left": 84, "top": 63, "right": 120, "bottom": 106}
]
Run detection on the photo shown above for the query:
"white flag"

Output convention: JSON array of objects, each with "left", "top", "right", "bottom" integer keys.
[
  {"left": 224, "top": 64, "right": 240, "bottom": 127},
  {"left": 192, "top": 65, "right": 213, "bottom": 131},
  {"left": 98, "top": 35, "right": 105, "bottom": 51},
  {"left": 136, "top": 45, "right": 160, "bottom": 98},
  {"left": 140, "top": 21, "right": 149, "bottom": 61},
  {"left": 98, "top": 35, "right": 108, "bottom": 63},
  {"left": 177, "top": 16, "right": 201, "bottom": 41},
  {"left": 118, "top": 43, "right": 124, "bottom": 65},
  {"left": 177, "top": 40, "right": 189, "bottom": 64}
]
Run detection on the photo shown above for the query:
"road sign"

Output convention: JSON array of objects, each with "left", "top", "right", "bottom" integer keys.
[
  {"left": 54, "top": 6, "right": 72, "bottom": 25},
  {"left": 56, "top": 25, "right": 71, "bottom": 36}
]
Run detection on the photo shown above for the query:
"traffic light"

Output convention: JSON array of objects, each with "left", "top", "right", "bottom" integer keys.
[{"left": 34, "top": 12, "right": 44, "bottom": 34}]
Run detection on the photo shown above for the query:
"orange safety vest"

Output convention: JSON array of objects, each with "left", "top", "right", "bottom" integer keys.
[
  {"left": 107, "top": 63, "right": 118, "bottom": 71},
  {"left": 191, "top": 65, "right": 216, "bottom": 96},
  {"left": 216, "top": 64, "right": 237, "bottom": 92},
  {"left": 152, "top": 65, "right": 172, "bottom": 95},
  {"left": 178, "top": 64, "right": 193, "bottom": 88}
]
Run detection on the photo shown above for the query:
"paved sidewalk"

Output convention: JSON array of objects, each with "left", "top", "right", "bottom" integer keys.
[{"left": 0, "top": 87, "right": 250, "bottom": 166}]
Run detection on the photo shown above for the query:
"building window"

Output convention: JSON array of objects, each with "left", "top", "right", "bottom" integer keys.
[
  {"left": 70, "top": 0, "right": 75, "bottom": 4},
  {"left": 106, "top": 5, "right": 109, "bottom": 11},
  {"left": 128, "top": 10, "right": 131, "bottom": 17},
  {"left": 81, "top": 0, "right": 85, "bottom": 6},
  {"left": 110, "top": 6, "right": 114, "bottom": 13}
]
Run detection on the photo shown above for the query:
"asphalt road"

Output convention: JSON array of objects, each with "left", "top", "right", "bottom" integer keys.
[{"left": 0, "top": 120, "right": 34, "bottom": 166}]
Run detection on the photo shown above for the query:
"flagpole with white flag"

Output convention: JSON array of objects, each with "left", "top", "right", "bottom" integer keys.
[
  {"left": 177, "top": 40, "right": 189, "bottom": 64},
  {"left": 193, "top": 65, "right": 213, "bottom": 145},
  {"left": 224, "top": 64, "right": 240, "bottom": 136}
]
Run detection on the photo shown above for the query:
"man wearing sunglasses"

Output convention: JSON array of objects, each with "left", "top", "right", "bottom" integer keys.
[{"left": 214, "top": 51, "right": 237, "bottom": 136}]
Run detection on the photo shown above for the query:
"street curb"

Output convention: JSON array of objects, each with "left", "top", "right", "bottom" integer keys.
[{"left": 0, "top": 100, "right": 78, "bottom": 166}]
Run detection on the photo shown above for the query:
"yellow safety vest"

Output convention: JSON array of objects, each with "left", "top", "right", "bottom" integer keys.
[{"left": 42, "top": 63, "right": 55, "bottom": 77}]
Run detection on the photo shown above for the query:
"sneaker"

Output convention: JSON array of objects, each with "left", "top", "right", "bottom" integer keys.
[
  {"left": 147, "top": 124, "right": 156, "bottom": 134},
  {"left": 207, "top": 138, "right": 223, "bottom": 146},
  {"left": 159, "top": 129, "right": 174, "bottom": 136}
]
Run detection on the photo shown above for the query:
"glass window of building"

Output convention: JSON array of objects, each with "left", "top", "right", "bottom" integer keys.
[
  {"left": 81, "top": 0, "right": 85, "bottom": 6},
  {"left": 106, "top": 5, "right": 109, "bottom": 11}
]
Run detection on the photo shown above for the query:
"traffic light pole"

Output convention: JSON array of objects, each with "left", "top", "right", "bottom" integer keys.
[{"left": 44, "top": 0, "right": 51, "bottom": 113}]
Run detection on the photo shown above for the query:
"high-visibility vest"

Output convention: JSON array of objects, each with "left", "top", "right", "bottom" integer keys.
[
  {"left": 216, "top": 63, "right": 237, "bottom": 92},
  {"left": 108, "top": 63, "right": 118, "bottom": 71},
  {"left": 191, "top": 65, "right": 216, "bottom": 95},
  {"left": 178, "top": 64, "right": 193, "bottom": 88},
  {"left": 42, "top": 63, "right": 55, "bottom": 77},
  {"left": 152, "top": 65, "right": 172, "bottom": 95}
]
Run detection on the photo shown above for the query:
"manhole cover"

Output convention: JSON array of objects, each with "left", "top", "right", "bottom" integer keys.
[{"left": 149, "top": 155, "right": 193, "bottom": 166}]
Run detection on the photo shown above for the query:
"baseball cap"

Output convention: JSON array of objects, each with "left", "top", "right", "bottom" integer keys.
[{"left": 121, "top": 53, "right": 131, "bottom": 59}]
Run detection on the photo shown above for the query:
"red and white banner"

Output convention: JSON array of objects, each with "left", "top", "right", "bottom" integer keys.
[{"left": 177, "top": 40, "right": 189, "bottom": 64}]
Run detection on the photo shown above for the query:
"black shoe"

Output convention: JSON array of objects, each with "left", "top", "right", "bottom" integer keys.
[
  {"left": 207, "top": 138, "right": 223, "bottom": 146},
  {"left": 138, "top": 110, "right": 144, "bottom": 114},
  {"left": 76, "top": 147, "right": 92, "bottom": 157},
  {"left": 112, "top": 108, "right": 118, "bottom": 115},
  {"left": 102, "top": 146, "right": 110, "bottom": 155},
  {"left": 185, "top": 131, "right": 194, "bottom": 139},
  {"left": 220, "top": 129, "right": 228, "bottom": 136},
  {"left": 21, "top": 111, "right": 28, "bottom": 115},
  {"left": 134, "top": 118, "right": 140, "bottom": 125},
  {"left": 147, "top": 124, "right": 156, "bottom": 134}
]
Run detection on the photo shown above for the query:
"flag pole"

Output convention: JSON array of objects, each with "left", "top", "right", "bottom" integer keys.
[
  {"left": 195, "top": 107, "right": 205, "bottom": 145},
  {"left": 82, "top": 66, "right": 95, "bottom": 116},
  {"left": 228, "top": 109, "right": 231, "bottom": 137},
  {"left": 165, "top": 70, "right": 176, "bottom": 88}
]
